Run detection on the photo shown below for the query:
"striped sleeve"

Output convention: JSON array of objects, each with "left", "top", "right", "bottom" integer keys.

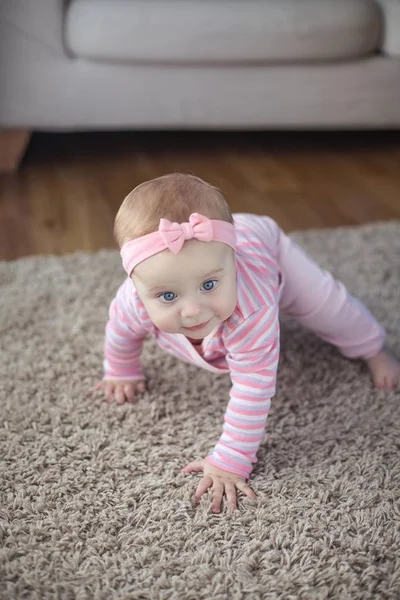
[
  {"left": 103, "top": 280, "right": 148, "bottom": 381},
  {"left": 205, "top": 304, "right": 280, "bottom": 479}
]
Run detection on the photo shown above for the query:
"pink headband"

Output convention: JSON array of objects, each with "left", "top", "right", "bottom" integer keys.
[{"left": 120, "top": 212, "right": 236, "bottom": 275}]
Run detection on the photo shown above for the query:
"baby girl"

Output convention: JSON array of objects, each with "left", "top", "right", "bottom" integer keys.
[{"left": 96, "top": 173, "right": 399, "bottom": 513}]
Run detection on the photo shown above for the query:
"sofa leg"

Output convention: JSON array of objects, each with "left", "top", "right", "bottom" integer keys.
[{"left": 0, "top": 130, "right": 32, "bottom": 173}]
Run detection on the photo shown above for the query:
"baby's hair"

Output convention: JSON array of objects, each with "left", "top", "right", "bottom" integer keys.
[{"left": 114, "top": 173, "right": 233, "bottom": 247}]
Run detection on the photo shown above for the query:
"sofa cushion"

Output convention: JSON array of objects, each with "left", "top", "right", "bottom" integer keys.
[
  {"left": 376, "top": 0, "right": 400, "bottom": 56},
  {"left": 65, "top": 0, "right": 381, "bottom": 64}
]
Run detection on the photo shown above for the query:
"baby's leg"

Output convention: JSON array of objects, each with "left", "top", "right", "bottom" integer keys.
[{"left": 276, "top": 229, "right": 399, "bottom": 390}]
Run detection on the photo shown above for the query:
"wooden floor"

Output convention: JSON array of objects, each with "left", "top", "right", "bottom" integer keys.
[{"left": 1, "top": 130, "right": 400, "bottom": 261}]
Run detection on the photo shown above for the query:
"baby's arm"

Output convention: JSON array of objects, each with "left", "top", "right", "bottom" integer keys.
[
  {"left": 100, "top": 279, "right": 148, "bottom": 403},
  {"left": 205, "top": 304, "right": 280, "bottom": 479}
]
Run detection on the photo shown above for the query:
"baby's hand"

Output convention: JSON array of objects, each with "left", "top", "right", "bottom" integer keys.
[
  {"left": 92, "top": 379, "right": 146, "bottom": 404},
  {"left": 180, "top": 459, "right": 256, "bottom": 513}
]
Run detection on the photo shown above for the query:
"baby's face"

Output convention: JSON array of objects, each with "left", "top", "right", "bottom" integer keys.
[{"left": 132, "top": 240, "right": 237, "bottom": 338}]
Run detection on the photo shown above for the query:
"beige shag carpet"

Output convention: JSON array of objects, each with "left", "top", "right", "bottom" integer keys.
[{"left": 1, "top": 222, "right": 400, "bottom": 600}]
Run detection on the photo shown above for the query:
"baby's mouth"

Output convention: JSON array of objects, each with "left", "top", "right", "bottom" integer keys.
[{"left": 183, "top": 319, "right": 211, "bottom": 331}]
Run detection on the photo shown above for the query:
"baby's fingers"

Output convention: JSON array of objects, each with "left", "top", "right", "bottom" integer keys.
[
  {"left": 114, "top": 385, "right": 126, "bottom": 405},
  {"left": 88, "top": 381, "right": 104, "bottom": 398},
  {"left": 105, "top": 383, "right": 115, "bottom": 404},
  {"left": 124, "top": 383, "right": 136, "bottom": 404},
  {"left": 136, "top": 381, "right": 146, "bottom": 393},
  {"left": 89, "top": 381, "right": 112, "bottom": 402},
  {"left": 236, "top": 481, "right": 257, "bottom": 500},
  {"left": 194, "top": 476, "right": 213, "bottom": 504}
]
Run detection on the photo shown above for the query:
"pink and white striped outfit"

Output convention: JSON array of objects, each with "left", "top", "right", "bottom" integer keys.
[{"left": 103, "top": 214, "right": 385, "bottom": 478}]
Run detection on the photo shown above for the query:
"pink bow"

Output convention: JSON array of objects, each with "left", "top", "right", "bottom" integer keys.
[{"left": 158, "top": 213, "right": 213, "bottom": 254}]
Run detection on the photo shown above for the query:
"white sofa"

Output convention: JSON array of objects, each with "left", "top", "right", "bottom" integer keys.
[{"left": 0, "top": 0, "right": 400, "bottom": 168}]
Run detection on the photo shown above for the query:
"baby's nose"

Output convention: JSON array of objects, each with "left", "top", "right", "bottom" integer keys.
[{"left": 181, "top": 299, "right": 201, "bottom": 318}]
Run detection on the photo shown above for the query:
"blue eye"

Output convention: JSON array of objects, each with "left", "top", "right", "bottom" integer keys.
[
  {"left": 201, "top": 279, "right": 217, "bottom": 292},
  {"left": 159, "top": 292, "right": 177, "bottom": 302}
]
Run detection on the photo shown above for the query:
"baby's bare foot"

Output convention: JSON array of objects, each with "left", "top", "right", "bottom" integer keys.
[{"left": 365, "top": 349, "right": 400, "bottom": 390}]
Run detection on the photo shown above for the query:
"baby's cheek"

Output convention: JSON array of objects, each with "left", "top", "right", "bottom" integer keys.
[
  {"left": 159, "top": 318, "right": 178, "bottom": 333},
  {"left": 149, "top": 308, "right": 177, "bottom": 333},
  {"left": 214, "top": 295, "right": 236, "bottom": 321}
]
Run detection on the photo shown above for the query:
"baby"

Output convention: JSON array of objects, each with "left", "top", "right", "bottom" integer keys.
[{"left": 97, "top": 173, "right": 400, "bottom": 513}]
